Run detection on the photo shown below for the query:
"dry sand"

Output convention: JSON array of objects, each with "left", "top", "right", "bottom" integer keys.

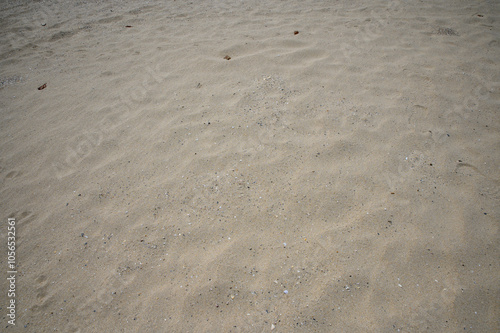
[{"left": 1, "top": 0, "right": 499, "bottom": 332}]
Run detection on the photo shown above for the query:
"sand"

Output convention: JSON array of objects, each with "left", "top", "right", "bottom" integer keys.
[{"left": 1, "top": 0, "right": 499, "bottom": 331}]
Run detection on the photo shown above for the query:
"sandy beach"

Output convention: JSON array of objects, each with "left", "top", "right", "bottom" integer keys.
[{"left": 1, "top": 0, "right": 499, "bottom": 331}]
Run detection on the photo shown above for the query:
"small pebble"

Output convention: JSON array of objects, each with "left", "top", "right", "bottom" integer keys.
[{"left": 284, "top": 290, "right": 288, "bottom": 294}]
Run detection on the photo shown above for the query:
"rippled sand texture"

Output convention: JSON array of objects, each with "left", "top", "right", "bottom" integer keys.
[{"left": 1, "top": 0, "right": 499, "bottom": 332}]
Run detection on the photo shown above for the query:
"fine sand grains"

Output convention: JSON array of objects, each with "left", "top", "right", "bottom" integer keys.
[{"left": 0, "top": 0, "right": 499, "bottom": 332}]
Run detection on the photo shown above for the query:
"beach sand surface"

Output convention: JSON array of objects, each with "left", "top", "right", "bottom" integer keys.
[{"left": 0, "top": 0, "right": 499, "bottom": 331}]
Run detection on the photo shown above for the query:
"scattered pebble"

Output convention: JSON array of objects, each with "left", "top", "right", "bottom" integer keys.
[{"left": 437, "top": 27, "right": 458, "bottom": 36}]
